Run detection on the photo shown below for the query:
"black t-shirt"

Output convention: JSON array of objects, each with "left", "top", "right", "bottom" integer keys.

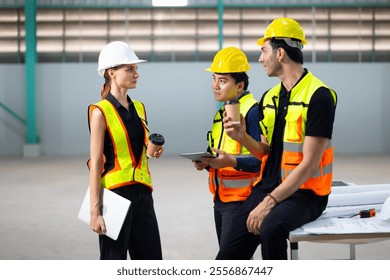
[
  {"left": 102, "top": 93, "right": 145, "bottom": 174},
  {"left": 257, "top": 71, "right": 336, "bottom": 191}
]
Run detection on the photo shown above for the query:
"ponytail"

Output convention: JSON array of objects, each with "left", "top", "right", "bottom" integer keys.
[{"left": 100, "top": 72, "right": 111, "bottom": 99}]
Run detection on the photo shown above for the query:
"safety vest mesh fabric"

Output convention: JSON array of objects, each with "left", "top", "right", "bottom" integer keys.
[
  {"left": 260, "top": 72, "right": 337, "bottom": 196},
  {"left": 89, "top": 99, "right": 152, "bottom": 190},
  {"left": 209, "top": 93, "right": 261, "bottom": 202}
]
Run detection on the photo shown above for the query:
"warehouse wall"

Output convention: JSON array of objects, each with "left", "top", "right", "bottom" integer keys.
[{"left": 0, "top": 62, "right": 389, "bottom": 156}]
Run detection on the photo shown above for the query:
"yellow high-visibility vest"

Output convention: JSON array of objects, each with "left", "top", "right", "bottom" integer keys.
[
  {"left": 208, "top": 93, "right": 261, "bottom": 202},
  {"left": 260, "top": 72, "right": 337, "bottom": 196},
  {"left": 89, "top": 99, "right": 153, "bottom": 190}
]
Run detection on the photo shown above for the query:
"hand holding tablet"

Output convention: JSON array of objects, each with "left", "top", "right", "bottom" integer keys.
[{"left": 180, "top": 152, "right": 217, "bottom": 161}]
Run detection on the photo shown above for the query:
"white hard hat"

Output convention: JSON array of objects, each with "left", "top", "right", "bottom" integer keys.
[{"left": 97, "top": 41, "right": 146, "bottom": 77}]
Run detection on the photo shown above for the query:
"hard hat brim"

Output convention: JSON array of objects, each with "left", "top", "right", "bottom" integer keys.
[
  {"left": 204, "top": 68, "right": 250, "bottom": 73},
  {"left": 256, "top": 37, "right": 266, "bottom": 46},
  {"left": 257, "top": 36, "right": 307, "bottom": 46},
  {"left": 98, "top": 59, "right": 147, "bottom": 77}
]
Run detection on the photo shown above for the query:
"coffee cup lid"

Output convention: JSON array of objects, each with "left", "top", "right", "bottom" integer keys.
[
  {"left": 149, "top": 133, "right": 165, "bottom": 145},
  {"left": 224, "top": 99, "right": 240, "bottom": 105}
]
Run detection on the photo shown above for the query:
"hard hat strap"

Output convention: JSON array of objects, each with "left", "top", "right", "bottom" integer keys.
[{"left": 275, "top": 37, "right": 304, "bottom": 50}]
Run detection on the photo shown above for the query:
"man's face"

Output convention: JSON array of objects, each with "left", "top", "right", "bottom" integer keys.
[
  {"left": 211, "top": 73, "right": 242, "bottom": 102},
  {"left": 258, "top": 40, "right": 280, "bottom": 77}
]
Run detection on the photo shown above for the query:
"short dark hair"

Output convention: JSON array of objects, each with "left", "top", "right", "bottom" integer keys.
[
  {"left": 215, "top": 72, "right": 249, "bottom": 90},
  {"left": 270, "top": 38, "right": 303, "bottom": 64}
]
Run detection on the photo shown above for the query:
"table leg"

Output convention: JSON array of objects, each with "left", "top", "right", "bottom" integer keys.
[
  {"left": 290, "top": 242, "right": 299, "bottom": 260},
  {"left": 349, "top": 244, "right": 356, "bottom": 260}
]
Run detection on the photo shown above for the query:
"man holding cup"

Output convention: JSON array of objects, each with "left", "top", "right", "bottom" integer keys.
[
  {"left": 217, "top": 18, "right": 337, "bottom": 260},
  {"left": 193, "top": 47, "right": 262, "bottom": 248}
]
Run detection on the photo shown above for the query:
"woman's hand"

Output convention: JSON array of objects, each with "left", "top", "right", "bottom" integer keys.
[
  {"left": 149, "top": 146, "right": 164, "bottom": 159},
  {"left": 90, "top": 213, "right": 106, "bottom": 236}
]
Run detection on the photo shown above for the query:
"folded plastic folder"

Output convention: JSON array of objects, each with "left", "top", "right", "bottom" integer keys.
[{"left": 77, "top": 186, "right": 131, "bottom": 240}]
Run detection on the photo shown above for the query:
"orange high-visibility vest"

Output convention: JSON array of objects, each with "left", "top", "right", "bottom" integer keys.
[
  {"left": 208, "top": 93, "right": 261, "bottom": 202},
  {"left": 88, "top": 99, "right": 153, "bottom": 190},
  {"left": 260, "top": 72, "right": 337, "bottom": 196}
]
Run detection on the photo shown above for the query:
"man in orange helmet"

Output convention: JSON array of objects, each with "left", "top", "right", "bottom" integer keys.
[
  {"left": 193, "top": 47, "right": 262, "bottom": 248},
  {"left": 216, "top": 18, "right": 337, "bottom": 260}
]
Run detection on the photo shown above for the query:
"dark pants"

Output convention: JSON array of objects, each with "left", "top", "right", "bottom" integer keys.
[
  {"left": 99, "top": 184, "right": 162, "bottom": 260},
  {"left": 216, "top": 186, "right": 328, "bottom": 260},
  {"left": 214, "top": 198, "right": 242, "bottom": 247}
]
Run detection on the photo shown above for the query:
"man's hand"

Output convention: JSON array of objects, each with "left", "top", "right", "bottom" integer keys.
[
  {"left": 246, "top": 195, "right": 276, "bottom": 235},
  {"left": 193, "top": 159, "right": 209, "bottom": 171},
  {"left": 223, "top": 113, "right": 246, "bottom": 142},
  {"left": 207, "top": 148, "right": 236, "bottom": 169}
]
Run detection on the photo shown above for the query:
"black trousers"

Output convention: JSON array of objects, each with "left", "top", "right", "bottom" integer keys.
[
  {"left": 216, "top": 186, "right": 328, "bottom": 260},
  {"left": 99, "top": 184, "right": 163, "bottom": 260},
  {"left": 214, "top": 198, "right": 243, "bottom": 247}
]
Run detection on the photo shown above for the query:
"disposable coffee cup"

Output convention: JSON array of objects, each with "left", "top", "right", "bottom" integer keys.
[
  {"left": 147, "top": 133, "right": 165, "bottom": 158},
  {"left": 224, "top": 99, "right": 240, "bottom": 124}
]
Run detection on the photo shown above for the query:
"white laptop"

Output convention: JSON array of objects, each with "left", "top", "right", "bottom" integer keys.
[{"left": 77, "top": 186, "right": 131, "bottom": 240}]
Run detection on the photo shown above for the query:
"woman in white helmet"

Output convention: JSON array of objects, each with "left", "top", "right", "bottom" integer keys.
[{"left": 87, "top": 41, "right": 163, "bottom": 260}]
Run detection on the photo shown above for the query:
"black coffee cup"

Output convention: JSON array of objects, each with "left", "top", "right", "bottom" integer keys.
[
  {"left": 147, "top": 133, "right": 165, "bottom": 158},
  {"left": 149, "top": 133, "right": 165, "bottom": 145}
]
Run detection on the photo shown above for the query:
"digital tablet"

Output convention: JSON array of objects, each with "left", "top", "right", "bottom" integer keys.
[{"left": 180, "top": 152, "right": 217, "bottom": 161}]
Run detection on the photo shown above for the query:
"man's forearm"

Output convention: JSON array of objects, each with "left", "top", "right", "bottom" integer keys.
[{"left": 241, "top": 133, "right": 269, "bottom": 160}]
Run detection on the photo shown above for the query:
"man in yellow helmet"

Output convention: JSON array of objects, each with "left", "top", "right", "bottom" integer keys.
[
  {"left": 216, "top": 18, "right": 337, "bottom": 260},
  {"left": 193, "top": 47, "right": 262, "bottom": 248}
]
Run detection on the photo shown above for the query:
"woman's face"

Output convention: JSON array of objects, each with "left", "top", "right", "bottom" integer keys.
[{"left": 112, "top": 64, "right": 140, "bottom": 90}]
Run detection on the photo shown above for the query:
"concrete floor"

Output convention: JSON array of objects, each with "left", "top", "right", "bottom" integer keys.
[{"left": 0, "top": 153, "right": 389, "bottom": 260}]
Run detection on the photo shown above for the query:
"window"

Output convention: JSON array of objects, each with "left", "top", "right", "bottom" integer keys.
[{"left": 0, "top": 6, "right": 389, "bottom": 63}]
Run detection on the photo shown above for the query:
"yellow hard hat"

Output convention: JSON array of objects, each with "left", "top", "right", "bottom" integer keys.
[
  {"left": 257, "top": 18, "right": 307, "bottom": 47},
  {"left": 205, "top": 46, "right": 250, "bottom": 73}
]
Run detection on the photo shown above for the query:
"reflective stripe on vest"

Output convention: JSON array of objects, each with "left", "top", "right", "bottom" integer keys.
[
  {"left": 92, "top": 99, "right": 152, "bottom": 190},
  {"left": 262, "top": 72, "right": 337, "bottom": 196},
  {"left": 215, "top": 176, "right": 260, "bottom": 188},
  {"left": 282, "top": 141, "right": 333, "bottom": 178},
  {"left": 208, "top": 93, "right": 261, "bottom": 202}
]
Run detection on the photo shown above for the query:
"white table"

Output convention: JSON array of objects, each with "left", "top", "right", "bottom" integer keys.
[
  {"left": 288, "top": 183, "right": 390, "bottom": 260},
  {"left": 289, "top": 226, "right": 390, "bottom": 260}
]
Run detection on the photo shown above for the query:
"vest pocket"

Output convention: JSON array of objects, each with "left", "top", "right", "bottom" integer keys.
[
  {"left": 260, "top": 112, "right": 275, "bottom": 138},
  {"left": 219, "top": 181, "right": 252, "bottom": 201},
  {"left": 285, "top": 110, "right": 303, "bottom": 142}
]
